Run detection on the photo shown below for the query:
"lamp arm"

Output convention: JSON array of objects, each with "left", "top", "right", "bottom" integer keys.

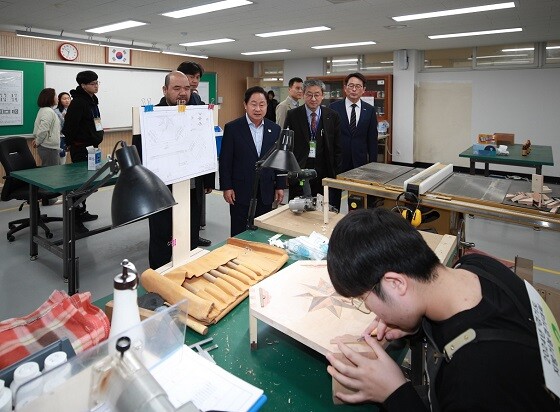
[
  {"left": 246, "top": 163, "right": 263, "bottom": 231},
  {"left": 67, "top": 141, "right": 123, "bottom": 208}
]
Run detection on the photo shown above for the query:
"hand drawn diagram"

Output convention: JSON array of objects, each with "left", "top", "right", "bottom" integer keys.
[{"left": 139, "top": 105, "right": 217, "bottom": 185}]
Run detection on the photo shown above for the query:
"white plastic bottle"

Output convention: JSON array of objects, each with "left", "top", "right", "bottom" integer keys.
[
  {"left": 0, "top": 379, "right": 12, "bottom": 412},
  {"left": 43, "top": 352, "right": 71, "bottom": 394},
  {"left": 10, "top": 361, "right": 42, "bottom": 406}
]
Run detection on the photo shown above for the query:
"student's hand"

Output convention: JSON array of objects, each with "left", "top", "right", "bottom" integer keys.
[
  {"left": 223, "top": 189, "right": 235, "bottom": 205},
  {"left": 274, "top": 189, "right": 284, "bottom": 204},
  {"left": 365, "top": 316, "right": 418, "bottom": 342},
  {"left": 326, "top": 336, "right": 407, "bottom": 404},
  {"left": 32, "top": 141, "right": 38, "bottom": 148},
  {"left": 205, "top": 188, "right": 213, "bottom": 194}
]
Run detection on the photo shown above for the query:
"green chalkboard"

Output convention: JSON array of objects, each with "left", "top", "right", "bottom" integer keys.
[
  {"left": 201, "top": 72, "right": 217, "bottom": 104},
  {"left": 0, "top": 59, "right": 45, "bottom": 137}
]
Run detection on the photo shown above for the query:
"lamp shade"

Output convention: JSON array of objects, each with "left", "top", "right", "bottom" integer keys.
[
  {"left": 261, "top": 129, "right": 300, "bottom": 172},
  {"left": 111, "top": 144, "right": 176, "bottom": 227}
]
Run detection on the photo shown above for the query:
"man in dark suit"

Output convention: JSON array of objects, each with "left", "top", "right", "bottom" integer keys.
[
  {"left": 284, "top": 79, "right": 342, "bottom": 210},
  {"left": 176, "top": 61, "right": 214, "bottom": 246},
  {"left": 219, "top": 86, "right": 285, "bottom": 236},
  {"left": 330, "top": 72, "right": 378, "bottom": 208},
  {"left": 330, "top": 72, "right": 378, "bottom": 172}
]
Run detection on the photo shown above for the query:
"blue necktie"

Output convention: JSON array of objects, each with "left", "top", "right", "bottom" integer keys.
[{"left": 350, "top": 104, "right": 357, "bottom": 136}]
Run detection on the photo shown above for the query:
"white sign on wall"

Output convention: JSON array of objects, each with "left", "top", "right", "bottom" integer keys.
[{"left": 0, "top": 69, "right": 23, "bottom": 126}]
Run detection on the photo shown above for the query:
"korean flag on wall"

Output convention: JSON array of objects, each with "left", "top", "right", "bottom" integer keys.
[{"left": 107, "top": 47, "right": 130, "bottom": 65}]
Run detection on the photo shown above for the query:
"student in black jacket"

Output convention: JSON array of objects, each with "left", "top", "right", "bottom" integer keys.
[
  {"left": 62, "top": 70, "right": 103, "bottom": 232},
  {"left": 326, "top": 208, "right": 559, "bottom": 412}
]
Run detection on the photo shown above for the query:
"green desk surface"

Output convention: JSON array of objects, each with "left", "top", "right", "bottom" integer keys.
[
  {"left": 10, "top": 161, "right": 118, "bottom": 192},
  {"left": 95, "top": 229, "right": 397, "bottom": 411},
  {"left": 459, "top": 144, "right": 554, "bottom": 167}
]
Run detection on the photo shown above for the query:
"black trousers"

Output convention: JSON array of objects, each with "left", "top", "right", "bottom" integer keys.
[
  {"left": 229, "top": 200, "right": 272, "bottom": 237},
  {"left": 148, "top": 187, "right": 201, "bottom": 269}
]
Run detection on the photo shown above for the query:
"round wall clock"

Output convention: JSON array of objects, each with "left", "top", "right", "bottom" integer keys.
[{"left": 58, "top": 43, "right": 79, "bottom": 61}]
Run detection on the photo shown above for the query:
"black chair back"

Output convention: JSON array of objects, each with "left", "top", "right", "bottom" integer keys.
[{"left": 0, "top": 137, "right": 38, "bottom": 202}]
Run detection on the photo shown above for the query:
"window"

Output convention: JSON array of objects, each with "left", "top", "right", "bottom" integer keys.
[
  {"left": 475, "top": 43, "right": 536, "bottom": 67},
  {"left": 545, "top": 40, "right": 560, "bottom": 65},
  {"left": 423, "top": 48, "right": 472, "bottom": 69}
]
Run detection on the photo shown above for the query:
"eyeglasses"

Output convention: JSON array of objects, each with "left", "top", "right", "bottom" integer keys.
[
  {"left": 346, "top": 83, "right": 363, "bottom": 90},
  {"left": 87, "top": 81, "right": 100, "bottom": 86},
  {"left": 350, "top": 279, "right": 381, "bottom": 314},
  {"left": 304, "top": 93, "right": 322, "bottom": 99}
]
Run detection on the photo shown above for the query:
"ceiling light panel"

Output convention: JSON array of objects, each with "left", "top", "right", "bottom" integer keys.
[
  {"left": 256, "top": 26, "right": 331, "bottom": 38},
  {"left": 86, "top": 20, "right": 147, "bottom": 34},
  {"left": 429, "top": 28, "right": 522, "bottom": 39},
  {"left": 162, "top": 0, "right": 252, "bottom": 18},
  {"left": 180, "top": 38, "right": 235, "bottom": 46},
  {"left": 241, "top": 49, "right": 291, "bottom": 55},
  {"left": 312, "top": 41, "right": 376, "bottom": 49},
  {"left": 393, "top": 2, "right": 515, "bottom": 22}
]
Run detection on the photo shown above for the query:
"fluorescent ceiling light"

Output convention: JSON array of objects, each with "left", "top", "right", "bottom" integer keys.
[
  {"left": 162, "top": 0, "right": 252, "bottom": 18},
  {"left": 332, "top": 63, "right": 358, "bottom": 67},
  {"left": 86, "top": 20, "right": 147, "bottom": 34},
  {"left": 180, "top": 38, "right": 235, "bottom": 46},
  {"left": 502, "top": 47, "right": 534, "bottom": 52},
  {"left": 256, "top": 26, "right": 330, "bottom": 38},
  {"left": 312, "top": 41, "right": 376, "bottom": 50},
  {"left": 241, "top": 49, "right": 291, "bottom": 55},
  {"left": 15, "top": 30, "right": 100, "bottom": 46},
  {"left": 474, "top": 54, "right": 529, "bottom": 59},
  {"left": 547, "top": 46, "right": 560, "bottom": 50},
  {"left": 393, "top": 2, "right": 515, "bottom": 22},
  {"left": 162, "top": 51, "right": 208, "bottom": 59},
  {"left": 429, "top": 27, "right": 522, "bottom": 39},
  {"left": 263, "top": 78, "right": 278, "bottom": 81},
  {"left": 331, "top": 58, "right": 358, "bottom": 63}
]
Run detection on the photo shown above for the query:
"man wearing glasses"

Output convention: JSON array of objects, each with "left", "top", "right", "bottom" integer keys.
[
  {"left": 330, "top": 72, "right": 378, "bottom": 174},
  {"left": 283, "top": 79, "right": 342, "bottom": 210},
  {"left": 62, "top": 70, "right": 104, "bottom": 232},
  {"left": 325, "top": 208, "right": 558, "bottom": 411}
]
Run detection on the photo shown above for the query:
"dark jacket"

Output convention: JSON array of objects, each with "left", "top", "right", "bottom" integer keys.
[
  {"left": 330, "top": 99, "right": 378, "bottom": 172},
  {"left": 62, "top": 86, "right": 104, "bottom": 148}
]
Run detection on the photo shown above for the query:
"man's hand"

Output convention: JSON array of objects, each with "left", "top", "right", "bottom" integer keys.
[
  {"left": 204, "top": 188, "right": 213, "bottom": 194},
  {"left": 365, "top": 316, "right": 419, "bottom": 342},
  {"left": 326, "top": 335, "right": 407, "bottom": 404},
  {"left": 223, "top": 189, "right": 235, "bottom": 205},
  {"left": 274, "top": 189, "right": 284, "bottom": 205}
]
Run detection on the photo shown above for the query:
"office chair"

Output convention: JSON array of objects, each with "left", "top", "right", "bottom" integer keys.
[{"left": 0, "top": 137, "right": 62, "bottom": 242}]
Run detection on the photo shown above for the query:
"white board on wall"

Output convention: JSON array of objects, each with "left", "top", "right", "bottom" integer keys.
[{"left": 45, "top": 63, "right": 168, "bottom": 129}]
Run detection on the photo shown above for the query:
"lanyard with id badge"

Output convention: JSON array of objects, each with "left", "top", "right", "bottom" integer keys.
[
  {"left": 92, "top": 107, "right": 103, "bottom": 131},
  {"left": 309, "top": 113, "right": 318, "bottom": 158}
]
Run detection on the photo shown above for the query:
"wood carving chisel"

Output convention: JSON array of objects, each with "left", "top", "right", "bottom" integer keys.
[
  {"left": 225, "top": 261, "right": 259, "bottom": 280},
  {"left": 217, "top": 265, "right": 253, "bottom": 284},
  {"left": 182, "top": 282, "right": 228, "bottom": 310},
  {"left": 189, "top": 276, "right": 233, "bottom": 302},
  {"left": 232, "top": 259, "right": 263, "bottom": 277},
  {"left": 203, "top": 272, "right": 243, "bottom": 297},
  {"left": 208, "top": 269, "right": 247, "bottom": 291}
]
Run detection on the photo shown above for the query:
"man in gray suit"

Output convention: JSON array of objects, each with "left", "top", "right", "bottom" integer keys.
[{"left": 276, "top": 77, "right": 303, "bottom": 128}]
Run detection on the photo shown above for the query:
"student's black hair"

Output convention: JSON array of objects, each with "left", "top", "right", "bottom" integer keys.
[
  {"left": 37, "top": 88, "right": 56, "bottom": 108},
  {"left": 56, "top": 92, "right": 70, "bottom": 112},
  {"left": 177, "top": 61, "right": 204, "bottom": 76},
  {"left": 327, "top": 208, "right": 440, "bottom": 299}
]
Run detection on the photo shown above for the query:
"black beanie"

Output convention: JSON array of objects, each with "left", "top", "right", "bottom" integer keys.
[{"left": 76, "top": 70, "right": 98, "bottom": 85}]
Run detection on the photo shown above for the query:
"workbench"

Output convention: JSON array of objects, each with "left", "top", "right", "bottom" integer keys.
[
  {"left": 323, "top": 162, "right": 560, "bottom": 234},
  {"left": 458, "top": 143, "right": 554, "bottom": 176}
]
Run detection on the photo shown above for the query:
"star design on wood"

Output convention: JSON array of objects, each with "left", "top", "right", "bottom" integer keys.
[{"left": 295, "top": 278, "right": 354, "bottom": 318}]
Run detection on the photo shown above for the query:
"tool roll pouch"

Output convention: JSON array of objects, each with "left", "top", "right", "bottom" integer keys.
[{"left": 141, "top": 238, "right": 288, "bottom": 328}]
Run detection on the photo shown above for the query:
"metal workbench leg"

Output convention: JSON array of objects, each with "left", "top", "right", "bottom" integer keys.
[
  {"left": 469, "top": 160, "right": 475, "bottom": 175},
  {"left": 29, "top": 185, "right": 38, "bottom": 259},
  {"left": 536, "top": 165, "right": 542, "bottom": 175},
  {"left": 63, "top": 193, "right": 79, "bottom": 295},
  {"left": 250, "top": 313, "right": 258, "bottom": 350}
]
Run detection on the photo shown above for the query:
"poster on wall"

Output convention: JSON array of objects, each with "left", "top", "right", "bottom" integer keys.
[{"left": 0, "top": 69, "right": 23, "bottom": 126}]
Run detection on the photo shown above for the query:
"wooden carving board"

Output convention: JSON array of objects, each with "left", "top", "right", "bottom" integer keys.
[{"left": 249, "top": 261, "right": 373, "bottom": 357}]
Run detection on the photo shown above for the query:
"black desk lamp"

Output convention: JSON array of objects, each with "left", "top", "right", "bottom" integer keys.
[
  {"left": 246, "top": 129, "right": 300, "bottom": 230},
  {"left": 70, "top": 141, "right": 176, "bottom": 227}
]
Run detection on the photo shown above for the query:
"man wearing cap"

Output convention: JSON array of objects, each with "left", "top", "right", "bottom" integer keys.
[{"left": 62, "top": 70, "right": 103, "bottom": 232}]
